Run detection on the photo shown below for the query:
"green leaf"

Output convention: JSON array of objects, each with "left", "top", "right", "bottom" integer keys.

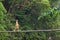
[{"left": 0, "top": 2, "right": 7, "bottom": 13}]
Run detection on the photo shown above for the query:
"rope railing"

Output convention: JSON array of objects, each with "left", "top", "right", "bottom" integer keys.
[{"left": 0, "top": 29, "right": 60, "bottom": 32}]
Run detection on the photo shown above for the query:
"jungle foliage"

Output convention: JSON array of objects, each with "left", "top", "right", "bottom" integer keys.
[{"left": 0, "top": 0, "right": 60, "bottom": 40}]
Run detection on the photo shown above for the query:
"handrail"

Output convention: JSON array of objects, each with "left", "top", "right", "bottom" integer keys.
[{"left": 0, "top": 29, "right": 60, "bottom": 32}]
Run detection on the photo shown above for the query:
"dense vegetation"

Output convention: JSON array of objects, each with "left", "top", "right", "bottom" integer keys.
[{"left": 0, "top": 0, "right": 60, "bottom": 40}]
